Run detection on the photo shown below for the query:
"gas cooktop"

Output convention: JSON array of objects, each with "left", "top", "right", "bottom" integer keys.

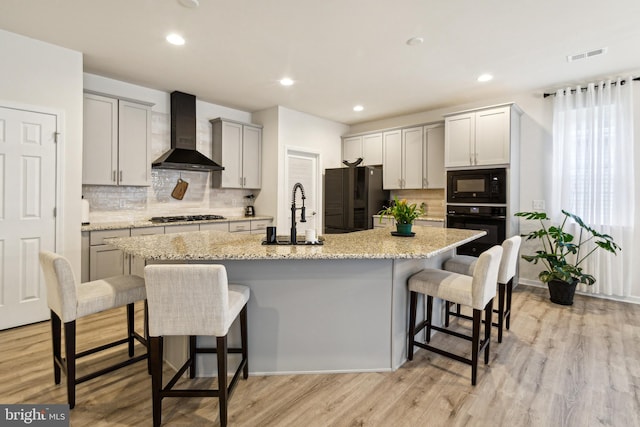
[{"left": 149, "top": 214, "right": 226, "bottom": 223}]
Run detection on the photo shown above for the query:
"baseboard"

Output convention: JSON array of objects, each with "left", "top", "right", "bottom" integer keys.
[{"left": 518, "top": 279, "right": 640, "bottom": 305}]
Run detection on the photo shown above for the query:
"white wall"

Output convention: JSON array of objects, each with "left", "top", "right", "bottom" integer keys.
[
  {"left": 0, "top": 29, "right": 83, "bottom": 276},
  {"left": 252, "top": 106, "right": 348, "bottom": 231}
]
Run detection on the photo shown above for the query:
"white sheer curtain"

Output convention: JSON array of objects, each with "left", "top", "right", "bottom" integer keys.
[{"left": 551, "top": 78, "right": 635, "bottom": 296}]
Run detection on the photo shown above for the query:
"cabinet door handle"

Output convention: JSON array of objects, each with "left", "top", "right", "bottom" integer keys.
[
  {"left": 239, "top": 177, "right": 243, "bottom": 186},
  {"left": 119, "top": 170, "right": 123, "bottom": 182},
  {"left": 113, "top": 170, "right": 116, "bottom": 182},
  {"left": 243, "top": 177, "right": 246, "bottom": 186}
]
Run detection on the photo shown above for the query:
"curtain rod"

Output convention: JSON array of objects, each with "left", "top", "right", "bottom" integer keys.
[{"left": 542, "top": 77, "right": 640, "bottom": 98}]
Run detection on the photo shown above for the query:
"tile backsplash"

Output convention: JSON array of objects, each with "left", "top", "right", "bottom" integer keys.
[
  {"left": 82, "top": 111, "right": 253, "bottom": 223},
  {"left": 389, "top": 189, "right": 445, "bottom": 218}
]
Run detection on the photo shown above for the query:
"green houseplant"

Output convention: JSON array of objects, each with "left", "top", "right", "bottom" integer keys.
[
  {"left": 515, "top": 210, "right": 621, "bottom": 305},
  {"left": 379, "top": 197, "right": 423, "bottom": 235}
]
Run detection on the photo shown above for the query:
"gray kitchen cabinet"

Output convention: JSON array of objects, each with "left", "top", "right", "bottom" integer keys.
[
  {"left": 229, "top": 220, "right": 251, "bottom": 234},
  {"left": 88, "top": 229, "right": 131, "bottom": 280},
  {"left": 83, "top": 92, "right": 152, "bottom": 186},
  {"left": 342, "top": 136, "right": 362, "bottom": 164},
  {"left": 382, "top": 129, "right": 402, "bottom": 189},
  {"left": 382, "top": 127, "right": 422, "bottom": 190},
  {"left": 423, "top": 123, "right": 445, "bottom": 189},
  {"left": 164, "top": 224, "right": 200, "bottom": 234},
  {"left": 199, "top": 222, "right": 229, "bottom": 231},
  {"left": 211, "top": 118, "right": 262, "bottom": 189},
  {"left": 444, "top": 104, "right": 521, "bottom": 168},
  {"left": 342, "top": 133, "right": 383, "bottom": 167},
  {"left": 414, "top": 219, "right": 444, "bottom": 228},
  {"left": 250, "top": 218, "right": 273, "bottom": 235},
  {"left": 129, "top": 226, "right": 164, "bottom": 276}
]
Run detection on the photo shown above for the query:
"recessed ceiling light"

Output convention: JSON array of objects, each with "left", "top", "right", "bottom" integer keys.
[
  {"left": 166, "top": 33, "right": 185, "bottom": 46},
  {"left": 353, "top": 105, "right": 364, "bottom": 112},
  {"left": 178, "top": 0, "right": 199, "bottom": 8},
  {"left": 477, "top": 73, "right": 493, "bottom": 82},
  {"left": 406, "top": 37, "right": 424, "bottom": 46},
  {"left": 280, "top": 77, "right": 294, "bottom": 86}
]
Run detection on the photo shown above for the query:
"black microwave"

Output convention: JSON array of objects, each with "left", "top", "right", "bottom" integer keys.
[{"left": 447, "top": 168, "right": 506, "bottom": 204}]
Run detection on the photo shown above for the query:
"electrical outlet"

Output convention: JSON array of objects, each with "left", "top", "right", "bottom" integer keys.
[{"left": 532, "top": 200, "right": 545, "bottom": 210}]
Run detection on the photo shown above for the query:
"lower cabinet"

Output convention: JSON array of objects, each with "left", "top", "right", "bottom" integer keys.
[
  {"left": 130, "top": 227, "right": 165, "bottom": 277},
  {"left": 87, "top": 229, "right": 131, "bottom": 281},
  {"left": 82, "top": 219, "right": 274, "bottom": 279}
]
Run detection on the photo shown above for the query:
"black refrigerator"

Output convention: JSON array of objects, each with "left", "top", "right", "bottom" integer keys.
[{"left": 324, "top": 166, "right": 389, "bottom": 234}]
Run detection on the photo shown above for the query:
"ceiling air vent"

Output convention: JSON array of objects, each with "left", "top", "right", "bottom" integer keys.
[{"left": 567, "top": 47, "right": 607, "bottom": 62}]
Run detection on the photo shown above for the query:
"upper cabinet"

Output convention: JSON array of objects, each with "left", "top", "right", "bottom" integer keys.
[
  {"left": 423, "top": 123, "right": 445, "bottom": 189},
  {"left": 342, "top": 132, "right": 383, "bottom": 166},
  {"left": 381, "top": 123, "right": 445, "bottom": 190},
  {"left": 211, "top": 118, "right": 262, "bottom": 189},
  {"left": 444, "top": 104, "right": 522, "bottom": 168},
  {"left": 83, "top": 92, "right": 152, "bottom": 186}
]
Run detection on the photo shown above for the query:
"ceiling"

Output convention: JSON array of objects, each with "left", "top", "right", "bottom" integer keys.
[{"left": 1, "top": 0, "right": 640, "bottom": 125}]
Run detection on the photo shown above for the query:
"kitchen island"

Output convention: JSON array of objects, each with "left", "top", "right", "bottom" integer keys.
[{"left": 108, "top": 226, "right": 485, "bottom": 375}]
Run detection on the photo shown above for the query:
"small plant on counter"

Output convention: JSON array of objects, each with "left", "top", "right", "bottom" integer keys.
[{"left": 379, "top": 197, "right": 423, "bottom": 225}]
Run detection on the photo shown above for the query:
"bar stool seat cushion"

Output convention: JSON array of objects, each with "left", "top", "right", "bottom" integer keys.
[
  {"left": 409, "top": 270, "right": 474, "bottom": 308},
  {"left": 76, "top": 276, "right": 147, "bottom": 320}
]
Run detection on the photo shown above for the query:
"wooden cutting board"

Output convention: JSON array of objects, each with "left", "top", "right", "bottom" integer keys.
[{"left": 171, "top": 178, "right": 189, "bottom": 200}]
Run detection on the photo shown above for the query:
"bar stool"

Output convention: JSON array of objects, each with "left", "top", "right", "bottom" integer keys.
[
  {"left": 443, "top": 236, "right": 522, "bottom": 342},
  {"left": 144, "top": 264, "right": 249, "bottom": 427},
  {"left": 38, "top": 251, "right": 148, "bottom": 409},
  {"left": 407, "top": 245, "right": 502, "bottom": 385}
]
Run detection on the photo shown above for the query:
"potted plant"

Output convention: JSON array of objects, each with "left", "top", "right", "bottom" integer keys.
[
  {"left": 515, "top": 210, "right": 621, "bottom": 305},
  {"left": 379, "top": 197, "right": 423, "bottom": 235}
]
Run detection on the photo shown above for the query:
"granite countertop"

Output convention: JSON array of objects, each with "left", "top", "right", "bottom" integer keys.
[
  {"left": 81, "top": 215, "right": 273, "bottom": 232},
  {"left": 106, "top": 226, "right": 485, "bottom": 261}
]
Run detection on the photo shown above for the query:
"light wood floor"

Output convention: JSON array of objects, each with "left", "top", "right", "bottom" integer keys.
[{"left": 1, "top": 285, "right": 639, "bottom": 427}]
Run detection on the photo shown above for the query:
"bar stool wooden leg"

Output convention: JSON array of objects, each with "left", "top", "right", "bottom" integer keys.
[
  {"left": 241, "top": 306, "right": 249, "bottom": 379},
  {"left": 189, "top": 336, "right": 197, "bottom": 379},
  {"left": 217, "top": 336, "right": 228, "bottom": 427},
  {"left": 150, "top": 336, "right": 163, "bottom": 427},
  {"left": 51, "top": 311, "right": 62, "bottom": 385},
  {"left": 127, "top": 303, "right": 135, "bottom": 357},
  {"left": 408, "top": 291, "right": 417, "bottom": 360},
  {"left": 471, "top": 309, "right": 481, "bottom": 386},
  {"left": 426, "top": 295, "right": 433, "bottom": 343},
  {"left": 506, "top": 278, "right": 513, "bottom": 330},
  {"left": 497, "top": 283, "right": 505, "bottom": 343},
  {"left": 484, "top": 299, "right": 493, "bottom": 364},
  {"left": 64, "top": 321, "right": 76, "bottom": 409}
]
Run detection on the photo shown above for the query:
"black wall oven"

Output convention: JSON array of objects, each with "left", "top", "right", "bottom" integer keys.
[
  {"left": 447, "top": 205, "right": 506, "bottom": 256},
  {"left": 447, "top": 168, "right": 506, "bottom": 204}
]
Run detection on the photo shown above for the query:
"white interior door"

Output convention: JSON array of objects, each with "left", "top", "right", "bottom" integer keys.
[
  {"left": 285, "top": 148, "right": 320, "bottom": 236},
  {"left": 0, "top": 106, "right": 57, "bottom": 329}
]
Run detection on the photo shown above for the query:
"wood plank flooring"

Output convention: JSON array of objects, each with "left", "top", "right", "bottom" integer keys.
[{"left": 1, "top": 285, "right": 639, "bottom": 426}]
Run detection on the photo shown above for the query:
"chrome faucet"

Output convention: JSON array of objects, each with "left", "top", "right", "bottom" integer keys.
[{"left": 291, "top": 182, "right": 306, "bottom": 244}]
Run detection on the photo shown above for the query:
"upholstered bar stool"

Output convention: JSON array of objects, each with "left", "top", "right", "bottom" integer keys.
[
  {"left": 144, "top": 264, "right": 249, "bottom": 427},
  {"left": 443, "top": 236, "right": 522, "bottom": 342},
  {"left": 407, "top": 245, "right": 502, "bottom": 385},
  {"left": 38, "top": 251, "right": 148, "bottom": 409}
]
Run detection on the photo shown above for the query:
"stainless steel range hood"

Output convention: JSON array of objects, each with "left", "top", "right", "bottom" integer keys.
[{"left": 152, "top": 91, "right": 224, "bottom": 172}]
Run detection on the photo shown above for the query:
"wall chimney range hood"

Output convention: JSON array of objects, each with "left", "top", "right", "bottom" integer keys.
[{"left": 152, "top": 91, "right": 224, "bottom": 172}]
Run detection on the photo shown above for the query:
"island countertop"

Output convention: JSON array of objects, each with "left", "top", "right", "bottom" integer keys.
[{"left": 106, "top": 226, "right": 485, "bottom": 261}]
